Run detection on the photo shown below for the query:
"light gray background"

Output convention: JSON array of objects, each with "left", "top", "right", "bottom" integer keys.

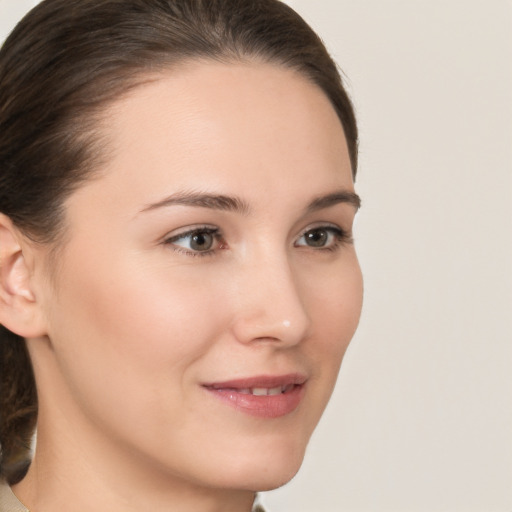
[{"left": 2, "top": 1, "right": 511, "bottom": 511}]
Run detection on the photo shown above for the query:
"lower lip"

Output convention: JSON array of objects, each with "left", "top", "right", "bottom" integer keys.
[{"left": 204, "top": 384, "right": 304, "bottom": 418}]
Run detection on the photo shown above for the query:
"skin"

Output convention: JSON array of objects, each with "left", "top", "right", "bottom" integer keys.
[{"left": 5, "top": 61, "right": 363, "bottom": 512}]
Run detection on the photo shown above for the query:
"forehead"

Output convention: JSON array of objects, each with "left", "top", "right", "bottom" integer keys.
[{"left": 72, "top": 61, "right": 353, "bottom": 214}]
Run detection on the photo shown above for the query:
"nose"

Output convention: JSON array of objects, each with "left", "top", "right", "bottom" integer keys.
[{"left": 229, "top": 253, "right": 311, "bottom": 347}]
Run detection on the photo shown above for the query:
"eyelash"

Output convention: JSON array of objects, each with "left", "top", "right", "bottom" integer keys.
[{"left": 163, "top": 224, "right": 352, "bottom": 258}]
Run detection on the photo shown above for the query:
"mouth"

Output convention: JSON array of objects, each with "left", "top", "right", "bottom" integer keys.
[
  {"left": 202, "top": 374, "right": 307, "bottom": 418},
  {"left": 230, "top": 384, "right": 297, "bottom": 396}
]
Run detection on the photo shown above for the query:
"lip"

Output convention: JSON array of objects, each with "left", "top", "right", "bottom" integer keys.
[{"left": 202, "top": 373, "right": 307, "bottom": 419}]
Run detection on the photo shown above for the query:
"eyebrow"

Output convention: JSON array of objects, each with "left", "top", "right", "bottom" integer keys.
[
  {"left": 140, "top": 191, "right": 250, "bottom": 215},
  {"left": 140, "top": 189, "right": 361, "bottom": 215},
  {"left": 306, "top": 190, "right": 361, "bottom": 212}
]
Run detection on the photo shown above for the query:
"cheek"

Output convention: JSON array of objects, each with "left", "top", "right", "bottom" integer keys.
[
  {"left": 308, "top": 251, "right": 363, "bottom": 333},
  {"left": 42, "top": 256, "right": 240, "bottom": 467},
  {"left": 304, "top": 255, "right": 363, "bottom": 389},
  {"left": 52, "top": 255, "right": 223, "bottom": 357},
  {"left": 45, "top": 253, "right": 229, "bottom": 416}
]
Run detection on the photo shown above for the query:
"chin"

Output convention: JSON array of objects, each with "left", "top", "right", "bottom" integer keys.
[
  {"left": 249, "top": 465, "right": 303, "bottom": 492},
  {"left": 221, "top": 462, "right": 304, "bottom": 493},
  {"left": 211, "top": 438, "right": 308, "bottom": 492}
]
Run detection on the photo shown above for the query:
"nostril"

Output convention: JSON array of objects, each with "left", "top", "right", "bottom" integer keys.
[{"left": 229, "top": 270, "right": 311, "bottom": 345}]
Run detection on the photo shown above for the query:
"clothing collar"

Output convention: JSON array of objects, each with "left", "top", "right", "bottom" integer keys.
[{"left": 0, "top": 480, "right": 29, "bottom": 512}]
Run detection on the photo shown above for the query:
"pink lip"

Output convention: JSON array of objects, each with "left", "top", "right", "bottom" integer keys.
[{"left": 203, "top": 373, "right": 307, "bottom": 419}]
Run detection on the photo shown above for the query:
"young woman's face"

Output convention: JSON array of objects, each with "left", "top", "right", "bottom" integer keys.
[{"left": 33, "top": 62, "right": 363, "bottom": 492}]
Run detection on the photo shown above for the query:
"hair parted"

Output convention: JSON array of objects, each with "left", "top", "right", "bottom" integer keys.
[{"left": 0, "top": 0, "right": 358, "bottom": 484}]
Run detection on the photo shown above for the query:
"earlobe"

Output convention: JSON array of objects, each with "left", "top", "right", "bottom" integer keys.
[{"left": 0, "top": 214, "right": 47, "bottom": 338}]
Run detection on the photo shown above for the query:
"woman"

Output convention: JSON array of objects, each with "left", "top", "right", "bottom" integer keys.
[{"left": 0, "top": 0, "right": 362, "bottom": 510}]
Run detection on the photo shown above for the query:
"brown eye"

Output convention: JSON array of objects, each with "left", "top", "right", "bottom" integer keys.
[
  {"left": 295, "top": 226, "right": 346, "bottom": 249},
  {"left": 303, "top": 228, "right": 329, "bottom": 247},
  {"left": 166, "top": 227, "right": 220, "bottom": 254},
  {"left": 189, "top": 231, "right": 214, "bottom": 251}
]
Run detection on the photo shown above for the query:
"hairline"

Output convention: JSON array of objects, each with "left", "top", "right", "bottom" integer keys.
[{"left": 39, "top": 54, "right": 354, "bottom": 282}]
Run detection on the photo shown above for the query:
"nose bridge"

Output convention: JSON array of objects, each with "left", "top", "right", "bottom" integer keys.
[{"left": 230, "top": 247, "right": 311, "bottom": 345}]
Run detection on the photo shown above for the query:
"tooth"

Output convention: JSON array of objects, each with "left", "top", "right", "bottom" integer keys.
[
  {"left": 239, "top": 388, "right": 251, "bottom": 395},
  {"left": 267, "top": 387, "right": 282, "bottom": 396},
  {"left": 252, "top": 388, "right": 268, "bottom": 396}
]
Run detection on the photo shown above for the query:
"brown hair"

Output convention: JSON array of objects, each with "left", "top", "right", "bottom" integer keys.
[{"left": 0, "top": 0, "right": 358, "bottom": 484}]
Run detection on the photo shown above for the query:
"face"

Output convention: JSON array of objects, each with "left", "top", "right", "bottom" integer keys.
[{"left": 32, "top": 61, "right": 363, "bottom": 492}]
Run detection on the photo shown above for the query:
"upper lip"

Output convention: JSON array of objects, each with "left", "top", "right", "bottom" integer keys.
[{"left": 203, "top": 373, "right": 308, "bottom": 390}]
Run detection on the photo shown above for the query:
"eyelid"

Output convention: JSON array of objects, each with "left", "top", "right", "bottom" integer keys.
[
  {"left": 163, "top": 224, "right": 219, "bottom": 242},
  {"left": 297, "top": 221, "right": 351, "bottom": 238}
]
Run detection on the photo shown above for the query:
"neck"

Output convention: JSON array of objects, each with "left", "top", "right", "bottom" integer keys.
[{"left": 15, "top": 449, "right": 256, "bottom": 512}]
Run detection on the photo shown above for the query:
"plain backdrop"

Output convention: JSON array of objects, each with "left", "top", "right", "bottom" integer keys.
[{"left": 1, "top": 1, "right": 511, "bottom": 511}]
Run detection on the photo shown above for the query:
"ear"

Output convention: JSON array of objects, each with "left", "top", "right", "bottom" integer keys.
[{"left": 0, "top": 214, "right": 47, "bottom": 338}]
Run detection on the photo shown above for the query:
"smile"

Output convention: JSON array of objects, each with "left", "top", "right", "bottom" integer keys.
[
  {"left": 203, "top": 374, "right": 307, "bottom": 418},
  {"left": 236, "top": 384, "right": 295, "bottom": 396}
]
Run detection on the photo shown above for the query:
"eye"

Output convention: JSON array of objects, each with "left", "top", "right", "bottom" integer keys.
[
  {"left": 295, "top": 226, "right": 349, "bottom": 249},
  {"left": 165, "top": 227, "right": 223, "bottom": 254}
]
